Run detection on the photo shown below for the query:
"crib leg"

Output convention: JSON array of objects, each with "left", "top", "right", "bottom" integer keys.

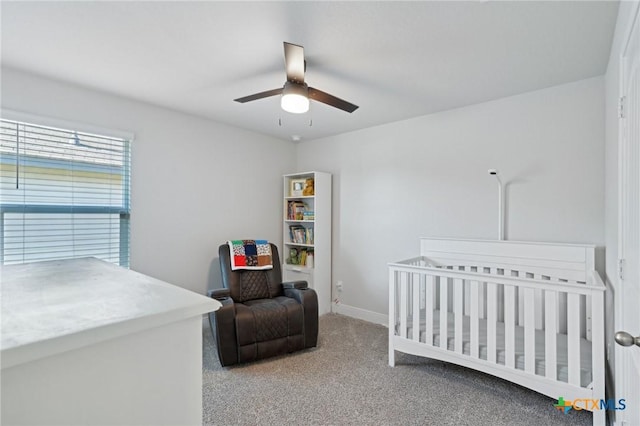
[
  {"left": 592, "top": 408, "right": 605, "bottom": 426},
  {"left": 389, "top": 340, "right": 395, "bottom": 367}
]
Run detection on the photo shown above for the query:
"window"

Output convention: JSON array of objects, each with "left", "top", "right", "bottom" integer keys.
[{"left": 0, "top": 118, "right": 131, "bottom": 266}]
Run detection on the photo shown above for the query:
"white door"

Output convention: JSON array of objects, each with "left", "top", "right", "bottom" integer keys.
[{"left": 616, "top": 5, "right": 640, "bottom": 425}]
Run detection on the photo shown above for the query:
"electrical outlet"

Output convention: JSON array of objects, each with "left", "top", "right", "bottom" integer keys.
[{"left": 336, "top": 280, "right": 343, "bottom": 292}]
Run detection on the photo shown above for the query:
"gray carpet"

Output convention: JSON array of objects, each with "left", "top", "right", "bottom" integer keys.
[{"left": 202, "top": 313, "right": 591, "bottom": 425}]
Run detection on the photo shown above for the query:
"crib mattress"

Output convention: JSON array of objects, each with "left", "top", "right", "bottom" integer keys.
[{"left": 399, "top": 310, "right": 592, "bottom": 387}]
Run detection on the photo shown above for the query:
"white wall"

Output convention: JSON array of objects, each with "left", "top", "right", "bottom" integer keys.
[
  {"left": 604, "top": 0, "right": 640, "bottom": 405},
  {"left": 0, "top": 68, "right": 608, "bottom": 320},
  {"left": 1, "top": 67, "right": 295, "bottom": 295},
  {"left": 297, "top": 77, "right": 605, "bottom": 316}
]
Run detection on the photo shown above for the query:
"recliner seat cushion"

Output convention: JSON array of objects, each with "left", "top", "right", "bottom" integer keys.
[
  {"left": 237, "top": 298, "right": 304, "bottom": 343},
  {"left": 244, "top": 299, "right": 288, "bottom": 342}
]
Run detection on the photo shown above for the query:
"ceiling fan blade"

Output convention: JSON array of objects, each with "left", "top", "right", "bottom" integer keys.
[
  {"left": 308, "top": 87, "right": 359, "bottom": 113},
  {"left": 234, "top": 88, "right": 283, "bottom": 103},
  {"left": 284, "top": 42, "right": 305, "bottom": 84}
]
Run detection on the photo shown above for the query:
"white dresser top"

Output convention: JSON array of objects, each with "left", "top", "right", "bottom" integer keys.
[{"left": 1, "top": 257, "right": 220, "bottom": 368}]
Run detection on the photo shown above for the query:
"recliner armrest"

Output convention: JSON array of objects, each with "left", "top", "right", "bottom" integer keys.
[
  {"left": 207, "top": 288, "right": 231, "bottom": 300},
  {"left": 282, "top": 280, "right": 308, "bottom": 290},
  {"left": 208, "top": 297, "right": 238, "bottom": 367},
  {"left": 283, "top": 284, "right": 318, "bottom": 349}
]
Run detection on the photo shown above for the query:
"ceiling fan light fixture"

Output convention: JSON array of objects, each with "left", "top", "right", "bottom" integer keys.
[
  {"left": 281, "top": 82, "right": 309, "bottom": 114},
  {"left": 234, "top": 42, "right": 358, "bottom": 114}
]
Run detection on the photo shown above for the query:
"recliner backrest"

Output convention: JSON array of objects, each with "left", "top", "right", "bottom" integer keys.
[{"left": 219, "top": 243, "right": 284, "bottom": 302}]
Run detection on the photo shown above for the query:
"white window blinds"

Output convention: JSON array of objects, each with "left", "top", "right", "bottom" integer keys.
[{"left": 0, "top": 118, "right": 131, "bottom": 266}]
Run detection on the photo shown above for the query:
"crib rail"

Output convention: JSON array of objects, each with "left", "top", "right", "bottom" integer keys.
[{"left": 388, "top": 257, "right": 605, "bottom": 413}]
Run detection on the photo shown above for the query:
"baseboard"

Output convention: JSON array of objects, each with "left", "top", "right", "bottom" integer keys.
[{"left": 331, "top": 302, "right": 388, "bottom": 327}]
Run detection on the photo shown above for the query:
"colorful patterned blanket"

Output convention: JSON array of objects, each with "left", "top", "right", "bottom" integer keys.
[{"left": 228, "top": 239, "right": 273, "bottom": 271}]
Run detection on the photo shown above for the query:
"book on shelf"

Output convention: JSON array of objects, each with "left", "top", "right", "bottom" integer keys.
[
  {"left": 288, "top": 225, "right": 313, "bottom": 244},
  {"left": 285, "top": 247, "right": 314, "bottom": 266},
  {"left": 287, "top": 201, "right": 309, "bottom": 220}
]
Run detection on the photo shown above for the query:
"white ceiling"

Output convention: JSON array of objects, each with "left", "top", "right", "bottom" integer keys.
[{"left": 1, "top": 1, "right": 619, "bottom": 142}]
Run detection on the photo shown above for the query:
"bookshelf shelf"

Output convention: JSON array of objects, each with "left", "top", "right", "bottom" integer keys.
[
  {"left": 284, "top": 264, "right": 313, "bottom": 273},
  {"left": 285, "top": 196, "right": 315, "bottom": 200},
  {"left": 284, "top": 242, "right": 314, "bottom": 248},
  {"left": 282, "top": 171, "right": 331, "bottom": 315}
]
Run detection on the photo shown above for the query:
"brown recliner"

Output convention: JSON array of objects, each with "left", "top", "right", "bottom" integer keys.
[{"left": 208, "top": 243, "right": 319, "bottom": 366}]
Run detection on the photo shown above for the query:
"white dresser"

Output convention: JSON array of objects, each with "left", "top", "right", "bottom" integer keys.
[{"left": 1, "top": 257, "right": 220, "bottom": 426}]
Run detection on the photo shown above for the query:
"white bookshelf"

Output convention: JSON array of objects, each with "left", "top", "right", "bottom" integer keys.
[{"left": 282, "top": 171, "right": 331, "bottom": 315}]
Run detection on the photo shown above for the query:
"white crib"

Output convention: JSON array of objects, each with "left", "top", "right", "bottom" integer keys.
[{"left": 388, "top": 238, "right": 605, "bottom": 425}]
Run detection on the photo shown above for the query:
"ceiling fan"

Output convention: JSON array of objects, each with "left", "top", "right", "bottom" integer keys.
[{"left": 234, "top": 42, "right": 359, "bottom": 114}]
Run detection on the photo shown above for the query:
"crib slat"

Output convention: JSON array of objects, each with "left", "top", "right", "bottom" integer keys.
[
  {"left": 504, "top": 285, "right": 515, "bottom": 368},
  {"left": 567, "top": 293, "right": 581, "bottom": 385},
  {"left": 518, "top": 277, "right": 524, "bottom": 326},
  {"left": 389, "top": 268, "right": 396, "bottom": 367},
  {"left": 591, "top": 290, "right": 605, "bottom": 425},
  {"left": 454, "top": 278, "right": 463, "bottom": 353},
  {"left": 544, "top": 290, "right": 557, "bottom": 380},
  {"left": 464, "top": 274, "right": 470, "bottom": 315},
  {"left": 470, "top": 280, "right": 479, "bottom": 358},
  {"left": 426, "top": 275, "right": 434, "bottom": 346},
  {"left": 412, "top": 273, "right": 420, "bottom": 342},
  {"left": 400, "top": 272, "right": 408, "bottom": 339},
  {"left": 487, "top": 282, "right": 497, "bottom": 363},
  {"left": 523, "top": 287, "right": 535, "bottom": 374},
  {"left": 440, "top": 276, "right": 448, "bottom": 350},
  {"left": 586, "top": 294, "right": 592, "bottom": 341},
  {"left": 495, "top": 269, "right": 504, "bottom": 323}
]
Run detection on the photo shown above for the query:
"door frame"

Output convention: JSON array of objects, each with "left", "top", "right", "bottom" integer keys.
[{"left": 616, "top": 3, "right": 640, "bottom": 425}]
